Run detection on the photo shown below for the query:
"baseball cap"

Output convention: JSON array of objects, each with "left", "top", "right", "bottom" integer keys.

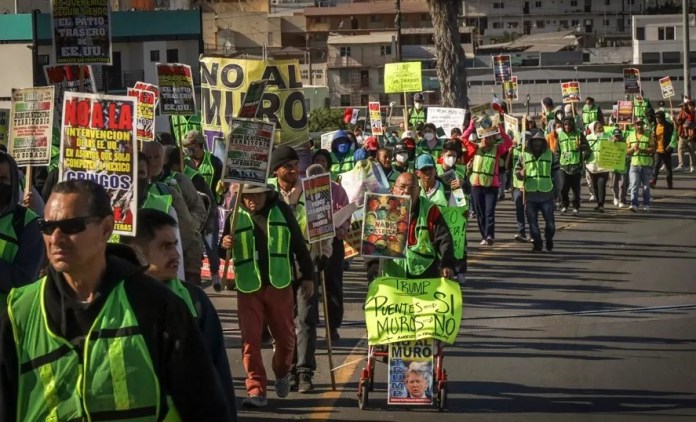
[
  {"left": 413, "top": 93, "right": 424, "bottom": 102},
  {"left": 612, "top": 127, "right": 622, "bottom": 136},
  {"left": 415, "top": 154, "right": 436, "bottom": 170},
  {"left": 364, "top": 136, "right": 379, "bottom": 151},
  {"left": 401, "top": 130, "right": 416, "bottom": 141}
]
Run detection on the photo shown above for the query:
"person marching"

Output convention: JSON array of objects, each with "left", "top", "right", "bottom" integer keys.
[
  {"left": 393, "top": 140, "right": 416, "bottom": 173},
  {"left": 515, "top": 129, "right": 558, "bottom": 252},
  {"left": 415, "top": 154, "right": 451, "bottom": 208},
  {"left": 507, "top": 134, "right": 529, "bottom": 242},
  {"left": 582, "top": 97, "right": 605, "bottom": 132},
  {"left": 416, "top": 123, "right": 444, "bottom": 160},
  {"left": 585, "top": 121, "right": 613, "bottom": 212},
  {"left": 182, "top": 130, "right": 224, "bottom": 199},
  {"left": 556, "top": 116, "right": 590, "bottom": 215},
  {"left": 627, "top": 118, "right": 657, "bottom": 212},
  {"left": 219, "top": 183, "right": 314, "bottom": 407},
  {"left": 609, "top": 127, "right": 630, "bottom": 208},
  {"left": 651, "top": 110, "right": 675, "bottom": 189},
  {"left": 675, "top": 98, "right": 696, "bottom": 172},
  {"left": 376, "top": 147, "right": 401, "bottom": 187},
  {"left": 329, "top": 130, "right": 356, "bottom": 181},
  {"left": 438, "top": 141, "right": 468, "bottom": 181},
  {"left": 408, "top": 93, "right": 427, "bottom": 128},
  {"left": 633, "top": 93, "right": 654, "bottom": 123}
]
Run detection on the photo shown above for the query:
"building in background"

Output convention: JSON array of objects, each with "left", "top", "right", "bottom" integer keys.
[{"left": 632, "top": 13, "right": 696, "bottom": 65}]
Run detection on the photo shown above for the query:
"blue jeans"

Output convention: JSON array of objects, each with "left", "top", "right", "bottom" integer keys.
[
  {"left": 203, "top": 215, "right": 221, "bottom": 274},
  {"left": 471, "top": 186, "right": 498, "bottom": 239},
  {"left": 525, "top": 199, "right": 556, "bottom": 248},
  {"left": 629, "top": 165, "right": 651, "bottom": 207},
  {"left": 512, "top": 188, "right": 526, "bottom": 236}
]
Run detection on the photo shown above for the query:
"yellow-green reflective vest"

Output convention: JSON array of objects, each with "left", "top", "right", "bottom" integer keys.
[
  {"left": 422, "top": 182, "right": 449, "bottom": 208},
  {"left": 167, "top": 279, "right": 197, "bottom": 318},
  {"left": 232, "top": 206, "right": 293, "bottom": 293},
  {"left": 523, "top": 149, "right": 554, "bottom": 193},
  {"left": 7, "top": 277, "right": 181, "bottom": 422},
  {"left": 329, "top": 152, "right": 355, "bottom": 181},
  {"left": 634, "top": 99, "right": 648, "bottom": 119},
  {"left": 408, "top": 107, "right": 426, "bottom": 127},
  {"left": 436, "top": 164, "right": 466, "bottom": 181},
  {"left": 183, "top": 164, "right": 199, "bottom": 181},
  {"left": 416, "top": 140, "right": 443, "bottom": 161},
  {"left": 627, "top": 132, "right": 654, "bottom": 167},
  {"left": 511, "top": 146, "right": 524, "bottom": 189},
  {"left": 582, "top": 105, "right": 600, "bottom": 125},
  {"left": 469, "top": 146, "right": 497, "bottom": 187},
  {"left": 0, "top": 207, "right": 38, "bottom": 304},
  {"left": 268, "top": 178, "right": 308, "bottom": 241},
  {"left": 383, "top": 198, "right": 437, "bottom": 278},
  {"left": 197, "top": 150, "right": 216, "bottom": 190},
  {"left": 558, "top": 130, "right": 582, "bottom": 166}
]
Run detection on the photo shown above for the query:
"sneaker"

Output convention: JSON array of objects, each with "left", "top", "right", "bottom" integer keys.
[
  {"left": 613, "top": 198, "right": 619, "bottom": 206},
  {"left": 628, "top": 205, "right": 637, "bottom": 212},
  {"left": 531, "top": 243, "right": 543, "bottom": 252},
  {"left": 660, "top": 164, "right": 666, "bottom": 171},
  {"left": 275, "top": 373, "right": 292, "bottom": 398},
  {"left": 674, "top": 165, "right": 684, "bottom": 172},
  {"left": 597, "top": 207, "right": 605, "bottom": 213},
  {"left": 572, "top": 208, "right": 579, "bottom": 215},
  {"left": 546, "top": 239, "right": 554, "bottom": 252},
  {"left": 514, "top": 233, "right": 528, "bottom": 242},
  {"left": 589, "top": 194, "right": 596, "bottom": 202},
  {"left": 485, "top": 237, "right": 494, "bottom": 245},
  {"left": 618, "top": 202, "right": 626, "bottom": 208},
  {"left": 479, "top": 239, "right": 487, "bottom": 245},
  {"left": 642, "top": 206, "right": 650, "bottom": 212},
  {"left": 561, "top": 207, "right": 568, "bottom": 214},
  {"left": 297, "top": 373, "right": 314, "bottom": 394},
  {"left": 691, "top": 166, "right": 695, "bottom": 173},
  {"left": 211, "top": 274, "right": 222, "bottom": 292},
  {"left": 242, "top": 395, "right": 267, "bottom": 408}
]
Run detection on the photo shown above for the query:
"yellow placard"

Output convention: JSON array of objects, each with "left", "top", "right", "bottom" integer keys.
[{"left": 384, "top": 62, "right": 423, "bottom": 94}]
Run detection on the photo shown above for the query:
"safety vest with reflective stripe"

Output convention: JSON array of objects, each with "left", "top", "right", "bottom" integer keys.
[
  {"left": 522, "top": 149, "right": 554, "bottom": 193},
  {"left": 582, "top": 104, "right": 600, "bottom": 125},
  {"left": 469, "top": 146, "right": 497, "bottom": 187},
  {"left": 633, "top": 99, "right": 649, "bottom": 119},
  {"left": 196, "top": 150, "right": 216, "bottom": 190},
  {"left": 416, "top": 140, "right": 443, "bottom": 161},
  {"left": 558, "top": 130, "right": 582, "bottom": 166},
  {"left": 329, "top": 152, "right": 355, "bottom": 181},
  {"left": 422, "top": 181, "right": 449, "bottom": 208},
  {"left": 183, "top": 165, "right": 200, "bottom": 181},
  {"left": 167, "top": 279, "right": 197, "bottom": 317},
  {"left": 383, "top": 197, "right": 437, "bottom": 278},
  {"left": 7, "top": 277, "right": 180, "bottom": 422},
  {"left": 232, "top": 206, "right": 293, "bottom": 293},
  {"left": 408, "top": 108, "right": 426, "bottom": 127},
  {"left": 0, "top": 207, "right": 38, "bottom": 304},
  {"left": 627, "top": 132, "right": 654, "bottom": 167}
]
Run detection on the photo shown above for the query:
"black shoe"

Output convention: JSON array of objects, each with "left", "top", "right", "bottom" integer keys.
[
  {"left": 546, "top": 239, "right": 554, "bottom": 252},
  {"left": 290, "top": 373, "right": 299, "bottom": 392},
  {"left": 297, "top": 373, "right": 314, "bottom": 394},
  {"left": 330, "top": 328, "right": 340, "bottom": 342},
  {"left": 532, "top": 243, "right": 543, "bottom": 252}
]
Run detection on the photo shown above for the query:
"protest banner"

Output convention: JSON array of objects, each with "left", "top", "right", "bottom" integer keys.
[
  {"left": 44, "top": 65, "right": 97, "bottom": 128},
  {"left": 343, "top": 220, "right": 362, "bottom": 259},
  {"left": 157, "top": 63, "right": 196, "bottom": 116},
  {"left": 596, "top": 140, "right": 627, "bottom": 172},
  {"left": 320, "top": 130, "right": 338, "bottom": 151},
  {"left": 470, "top": 103, "right": 500, "bottom": 139},
  {"left": 200, "top": 57, "right": 309, "bottom": 150},
  {"left": 503, "top": 76, "right": 518, "bottom": 101},
  {"left": 361, "top": 193, "right": 410, "bottom": 258},
  {"left": 492, "top": 54, "right": 512, "bottom": 83},
  {"left": 623, "top": 68, "right": 641, "bottom": 94},
  {"left": 364, "top": 276, "right": 463, "bottom": 345},
  {"left": 221, "top": 118, "right": 275, "bottom": 186},
  {"left": 659, "top": 76, "right": 675, "bottom": 99},
  {"left": 133, "top": 81, "right": 160, "bottom": 108},
  {"left": 127, "top": 88, "right": 156, "bottom": 142},
  {"left": 384, "top": 62, "right": 423, "bottom": 94},
  {"left": 59, "top": 92, "right": 138, "bottom": 236},
  {"left": 8, "top": 87, "right": 55, "bottom": 167},
  {"left": 617, "top": 100, "right": 634, "bottom": 124},
  {"left": 561, "top": 81, "right": 581, "bottom": 103},
  {"left": 427, "top": 107, "right": 466, "bottom": 137},
  {"left": 238, "top": 79, "right": 269, "bottom": 119},
  {"left": 302, "top": 173, "right": 335, "bottom": 243},
  {"left": 388, "top": 339, "right": 435, "bottom": 405},
  {"left": 0, "top": 109, "right": 9, "bottom": 147},
  {"left": 51, "top": 0, "right": 111, "bottom": 65},
  {"left": 503, "top": 113, "right": 520, "bottom": 145},
  {"left": 440, "top": 207, "right": 468, "bottom": 260},
  {"left": 368, "top": 102, "right": 384, "bottom": 136}
]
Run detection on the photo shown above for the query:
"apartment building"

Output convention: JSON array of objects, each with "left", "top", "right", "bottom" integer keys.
[{"left": 632, "top": 13, "right": 696, "bottom": 65}]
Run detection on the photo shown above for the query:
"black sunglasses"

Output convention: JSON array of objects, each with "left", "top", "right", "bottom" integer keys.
[{"left": 38, "top": 216, "right": 102, "bottom": 235}]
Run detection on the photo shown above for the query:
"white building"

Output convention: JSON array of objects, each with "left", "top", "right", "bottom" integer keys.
[{"left": 632, "top": 13, "right": 696, "bottom": 65}]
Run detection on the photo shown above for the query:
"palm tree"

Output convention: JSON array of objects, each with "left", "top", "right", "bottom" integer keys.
[{"left": 427, "top": 0, "right": 468, "bottom": 108}]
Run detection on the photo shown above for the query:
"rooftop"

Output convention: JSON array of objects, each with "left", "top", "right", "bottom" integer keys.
[
  {"left": 327, "top": 32, "right": 396, "bottom": 45},
  {"left": 303, "top": 2, "right": 429, "bottom": 16},
  {"left": 477, "top": 31, "right": 579, "bottom": 53}
]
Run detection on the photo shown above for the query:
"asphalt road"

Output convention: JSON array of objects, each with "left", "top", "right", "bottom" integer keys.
[{"left": 206, "top": 170, "right": 696, "bottom": 422}]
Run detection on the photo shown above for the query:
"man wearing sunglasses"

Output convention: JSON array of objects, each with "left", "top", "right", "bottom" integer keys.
[
  {"left": 0, "top": 151, "right": 44, "bottom": 305},
  {"left": 0, "top": 180, "right": 233, "bottom": 421}
]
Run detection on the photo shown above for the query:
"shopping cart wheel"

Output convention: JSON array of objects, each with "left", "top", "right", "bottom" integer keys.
[
  {"left": 437, "top": 370, "right": 448, "bottom": 412},
  {"left": 358, "top": 379, "right": 369, "bottom": 410}
]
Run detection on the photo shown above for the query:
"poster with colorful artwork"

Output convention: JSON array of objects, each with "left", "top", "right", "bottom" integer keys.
[
  {"left": 302, "top": 173, "right": 335, "bottom": 243},
  {"left": 361, "top": 193, "right": 410, "bottom": 259}
]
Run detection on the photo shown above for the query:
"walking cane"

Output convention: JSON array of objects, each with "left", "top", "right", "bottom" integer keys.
[
  {"left": 221, "top": 184, "right": 244, "bottom": 290},
  {"left": 318, "top": 240, "right": 337, "bottom": 391}
]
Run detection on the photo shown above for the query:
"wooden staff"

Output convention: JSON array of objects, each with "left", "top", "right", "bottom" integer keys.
[
  {"left": 403, "top": 92, "right": 409, "bottom": 131},
  {"left": 24, "top": 166, "right": 32, "bottom": 204},
  {"left": 668, "top": 97, "right": 675, "bottom": 120},
  {"left": 318, "top": 238, "right": 336, "bottom": 391},
  {"left": 221, "top": 184, "right": 244, "bottom": 289}
]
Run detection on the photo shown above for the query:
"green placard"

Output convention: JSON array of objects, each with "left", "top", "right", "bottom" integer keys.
[
  {"left": 384, "top": 62, "right": 423, "bottom": 94},
  {"left": 364, "top": 276, "right": 463, "bottom": 345},
  {"left": 440, "top": 206, "right": 467, "bottom": 260},
  {"left": 596, "top": 140, "right": 627, "bottom": 172}
]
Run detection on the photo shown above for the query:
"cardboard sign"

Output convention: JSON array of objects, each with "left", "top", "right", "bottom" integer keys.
[
  {"left": 8, "top": 87, "right": 55, "bottom": 167},
  {"left": 127, "top": 88, "right": 156, "bottom": 142},
  {"left": 51, "top": 0, "right": 112, "bottom": 65},
  {"left": 427, "top": 107, "right": 466, "bottom": 138},
  {"left": 659, "top": 76, "right": 675, "bottom": 99},
  {"left": 503, "top": 76, "right": 518, "bottom": 101},
  {"left": 0, "top": 109, "right": 8, "bottom": 147},
  {"left": 368, "top": 102, "right": 383, "bottom": 136},
  {"left": 364, "top": 276, "right": 463, "bottom": 345},
  {"left": 384, "top": 62, "right": 423, "bottom": 93},
  {"left": 44, "top": 65, "right": 97, "bottom": 128},
  {"left": 59, "top": 92, "right": 138, "bottom": 236},
  {"left": 561, "top": 81, "right": 581, "bottom": 103},
  {"left": 238, "top": 79, "right": 269, "bottom": 119},
  {"left": 388, "top": 340, "right": 435, "bottom": 406},
  {"left": 320, "top": 130, "right": 338, "bottom": 151},
  {"left": 503, "top": 113, "right": 520, "bottom": 145},
  {"left": 157, "top": 63, "right": 196, "bottom": 116},
  {"left": 303, "top": 173, "right": 335, "bottom": 243},
  {"left": 361, "top": 193, "right": 411, "bottom": 259},
  {"left": 133, "top": 81, "right": 160, "bottom": 108},
  {"left": 596, "top": 140, "right": 627, "bottom": 172},
  {"left": 493, "top": 55, "right": 512, "bottom": 83},
  {"left": 470, "top": 103, "right": 500, "bottom": 139},
  {"left": 343, "top": 220, "right": 362, "bottom": 259},
  {"left": 617, "top": 101, "right": 634, "bottom": 124},
  {"left": 221, "top": 118, "right": 275, "bottom": 186},
  {"left": 623, "top": 68, "right": 641, "bottom": 94}
]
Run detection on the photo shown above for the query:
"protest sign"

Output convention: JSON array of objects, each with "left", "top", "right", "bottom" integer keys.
[
  {"left": 384, "top": 62, "right": 423, "bottom": 93},
  {"left": 238, "top": 79, "right": 269, "bottom": 119},
  {"left": 44, "top": 65, "right": 97, "bottom": 128},
  {"left": 170, "top": 114, "right": 202, "bottom": 143},
  {"left": 470, "top": 103, "right": 500, "bottom": 139},
  {"left": 221, "top": 118, "right": 275, "bottom": 186},
  {"left": 368, "top": 102, "right": 384, "bottom": 136},
  {"left": 127, "top": 88, "right": 156, "bottom": 142},
  {"left": 438, "top": 170, "right": 468, "bottom": 208},
  {"left": 51, "top": 0, "right": 112, "bottom": 65},
  {"left": 503, "top": 76, "right": 518, "bottom": 101},
  {"left": 8, "top": 87, "right": 55, "bottom": 167},
  {"left": 361, "top": 193, "right": 410, "bottom": 259},
  {"left": 561, "top": 81, "right": 581, "bottom": 103},
  {"left": 343, "top": 220, "right": 362, "bottom": 259},
  {"left": 303, "top": 173, "right": 335, "bottom": 243},
  {"left": 623, "top": 68, "right": 641, "bottom": 94},
  {"left": 59, "top": 92, "right": 138, "bottom": 236},
  {"left": 350, "top": 108, "right": 360, "bottom": 126},
  {"left": 596, "top": 140, "right": 627, "bottom": 172},
  {"left": 0, "top": 109, "right": 9, "bottom": 147},
  {"left": 427, "top": 107, "right": 466, "bottom": 137},
  {"left": 492, "top": 55, "right": 512, "bottom": 83},
  {"left": 441, "top": 207, "right": 468, "bottom": 260},
  {"left": 388, "top": 339, "right": 435, "bottom": 405},
  {"left": 617, "top": 101, "right": 634, "bottom": 124},
  {"left": 133, "top": 81, "right": 160, "bottom": 108},
  {"left": 157, "top": 63, "right": 196, "bottom": 116},
  {"left": 320, "top": 130, "right": 338, "bottom": 151},
  {"left": 503, "top": 113, "right": 520, "bottom": 145},
  {"left": 364, "top": 276, "right": 463, "bottom": 345},
  {"left": 200, "top": 57, "right": 309, "bottom": 150},
  {"left": 659, "top": 76, "right": 675, "bottom": 99}
]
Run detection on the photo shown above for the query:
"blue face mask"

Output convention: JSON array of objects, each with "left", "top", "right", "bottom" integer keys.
[{"left": 337, "top": 143, "right": 350, "bottom": 154}]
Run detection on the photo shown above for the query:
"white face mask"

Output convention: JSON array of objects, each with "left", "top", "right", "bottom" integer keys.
[
  {"left": 444, "top": 156, "right": 457, "bottom": 167},
  {"left": 414, "top": 102, "right": 423, "bottom": 110},
  {"left": 395, "top": 153, "right": 409, "bottom": 163},
  {"left": 424, "top": 132, "right": 435, "bottom": 142}
]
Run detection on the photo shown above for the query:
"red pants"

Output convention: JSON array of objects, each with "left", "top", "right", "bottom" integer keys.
[{"left": 237, "top": 285, "right": 296, "bottom": 396}]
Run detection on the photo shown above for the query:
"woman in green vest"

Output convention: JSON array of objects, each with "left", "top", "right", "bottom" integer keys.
[{"left": 585, "top": 121, "right": 614, "bottom": 212}]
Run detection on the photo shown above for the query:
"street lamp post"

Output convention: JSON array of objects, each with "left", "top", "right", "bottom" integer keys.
[{"left": 683, "top": 0, "right": 691, "bottom": 98}]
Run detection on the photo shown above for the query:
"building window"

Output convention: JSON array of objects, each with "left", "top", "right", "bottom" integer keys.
[
  {"left": 421, "top": 13, "right": 431, "bottom": 21},
  {"left": 166, "top": 49, "right": 178, "bottom": 63},
  {"left": 493, "top": 2, "right": 504, "bottom": 9},
  {"left": 642, "top": 52, "right": 660, "bottom": 64},
  {"left": 508, "top": 22, "right": 519, "bottom": 29},
  {"left": 689, "top": 51, "right": 696, "bottom": 63},
  {"left": 370, "top": 15, "right": 381, "bottom": 23},
  {"left": 584, "top": 19, "right": 592, "bottom": 26},
  {"left": 380, "top": 45, "right": 392, "bottom": 56},
  {"left": 570, "top": 0, "right": 577, "bottom": 6},
  {"left": 340, "top": 47, "right": 351, "bottom": 57},
  {"left": 603, "top": 19, "right": 610, "bottom": 26},
  {"left": 340, "top": 94, "right": 351, "bottom": 106},
  {"left": 635, "top": 27, "right": 645, "bottom": 40},
  {"left": 38, "top": 54, "right": 49, "bottom": 65},
  {"left": 559, "top": 20, "right": 568, "bottom": 29},
  {"left": 535, "top": 1, "right": 542, "bottom": 7},
  {"left": 535, "top": 20, "right": 545, "bottom": 29},
  {"left": 360, "top": 70, "right": 369, "bottom": 88},
  {"left": 493, "top": 22, "right": 502, "bottom": 29},
  {"left": 150, "top": 50, "right": 160, "bottom": 62},
  {"left": 339, "top": 69, "right": 350, "bottom": 84},
  {"left": 628, "top": 0, "right": 635, "bottom": 4},
  {"left": 379, "top": 94, "right": 390, "bottom": 105},
  {"left": 662, "top": 51, "right": 680, "bottom": 63},
  {"left": 571, "top": 20, "right": 580, "bottom": 27},
  {"left": 658, "top": 26, "right": 676, "bottom": 40},
  {"left": 361, "top": 94, "right": 369, "bottom": 106}
]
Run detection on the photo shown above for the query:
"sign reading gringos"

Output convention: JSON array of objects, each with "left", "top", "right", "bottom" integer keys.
[{"left": 199, "top": 57, "right": 309, "bottom": 150}]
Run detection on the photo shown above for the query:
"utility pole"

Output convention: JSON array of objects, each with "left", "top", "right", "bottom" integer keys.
[
  {"left": 395, "top": 0, "right": 402, "bottom": 62},
  {"left": 683, "top": 0, "right": 691, "bottom": 98},
  {"left": 31, "top": 9, "right": 40, "bottom": 87}
]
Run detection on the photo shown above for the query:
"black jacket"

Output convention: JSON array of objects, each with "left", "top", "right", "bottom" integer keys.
[{"left": 0, "top": 244, "right": 233, "bottom": 421}]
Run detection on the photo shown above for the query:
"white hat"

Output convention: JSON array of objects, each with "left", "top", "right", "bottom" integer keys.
[{"left": 240, "top": 183, "right": 273, "bottom": 194}]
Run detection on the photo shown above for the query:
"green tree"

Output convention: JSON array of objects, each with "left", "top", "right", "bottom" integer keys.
[
  {"left": 308, "top": 107, "right": 346, "bottom": 133},
  {"left": 428, "top": 0, "right": 468, "bottom": 108}
]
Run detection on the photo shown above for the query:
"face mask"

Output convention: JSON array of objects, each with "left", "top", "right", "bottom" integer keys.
[
  {"left": 395, "top": 153, "right": 409, "bottom": 163},
  {"left": 424, "top": 133, "right": 435, "bottom": 142},
  {"left": 0, "top": 183, "right": 12, "bottom": 205},
  {"left": 337, "top": 143, "right": 350, "bottom": 154},
  {"left": 414, "top": 102, "right": 423, "bottom": 110},
  {"left": 444, "top": 156, "right": 457, "bottom": 167},
  {"left": 183, "top": 147, "right": 194, "bottom": 156}
]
